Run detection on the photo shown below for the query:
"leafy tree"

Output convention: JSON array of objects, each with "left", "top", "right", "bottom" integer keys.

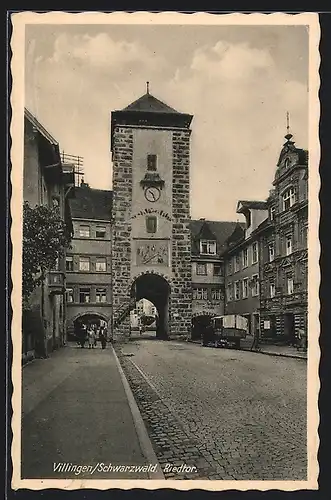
[{"left": 22, "top": 202, "right": 71, "bottom": 308}]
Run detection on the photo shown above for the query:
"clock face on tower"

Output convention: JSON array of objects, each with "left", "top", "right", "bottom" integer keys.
[{"left": 144, "top": 186, "right": 161, "bottom": 202}]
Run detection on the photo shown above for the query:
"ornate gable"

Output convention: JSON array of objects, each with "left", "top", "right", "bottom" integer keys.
[{"left": 274, "top": 133, "right": 308, "bottom": 185}]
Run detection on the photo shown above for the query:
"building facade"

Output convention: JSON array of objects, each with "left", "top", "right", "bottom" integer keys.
[
  {"left": 223, "top": 202, "right": 268, "bottom": 335},
  {"left": 23, "top": 108, "right": 74, "bottom": 358},
  {"left": 190, "top": 219, "right": 240, "bottom": 338},
  {"left": 258, "top": 133, "right": 308, "bottom": 342},
  {"left": 110, "top": 89, "right": 193, "bottom": 339},
  {"left": 65, "top": 182, "right": 113, "bottom": 336}
]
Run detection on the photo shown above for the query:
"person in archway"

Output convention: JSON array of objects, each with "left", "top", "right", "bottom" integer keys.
[
  {"left": 79, "top": 324, "right": 87, "bottom": 348},
  {"left": 99, "top": 326, "right": 107, "bottom": 349},
  {"left": 88, "top": 326, "right": 95, "bottom": 349},
  {"left": 94, "top": 324, "right": 98, "bottom": 348}
]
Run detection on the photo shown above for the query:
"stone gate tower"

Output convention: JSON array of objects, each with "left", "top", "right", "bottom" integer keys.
[{"left": 110, "top": 87, "right": 193, "bottom": 339}]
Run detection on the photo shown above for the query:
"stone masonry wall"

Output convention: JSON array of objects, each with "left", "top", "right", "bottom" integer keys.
[
  {"left": 171, "top": 129, "right": 192, "bottom": 337},
  {"left": 111, "top": 126, "right": 133, "bottom": 337}
]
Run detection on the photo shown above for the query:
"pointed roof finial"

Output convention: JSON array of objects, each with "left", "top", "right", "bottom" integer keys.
[
  {"left": 146, "top": 81, "right": 150, "bottom": 94},
  {"left": 285, "top": 111, "right": 293, "bottom": 141},
  {"left": 286, "top": 111, "right": 290, "bottom": 133}
]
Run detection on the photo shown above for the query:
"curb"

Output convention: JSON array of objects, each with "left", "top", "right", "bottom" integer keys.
[
  {"left": 241, "top": 348, "right": 307, "bottom": 360},
  {"left": 111, "top": 345, "right": 165, "bottom": 480}
]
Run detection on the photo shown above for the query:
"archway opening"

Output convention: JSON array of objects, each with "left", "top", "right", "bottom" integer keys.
[
  {"left": 131, "top": 273, "right": 170, "bottom": 339},
  {"left": 71, "top": 314, "right": 109, "bottom": 341},
  {"left": 191, "top": 314, "right": 215, "bottom": 341},
  {"left": 130, "top": 298, "right": 158, "bottom": 339}
]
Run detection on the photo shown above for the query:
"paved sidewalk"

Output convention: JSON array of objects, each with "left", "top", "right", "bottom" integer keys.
[
  {"left": 239, "top": 337, "right": 307, "bottom": 359},
  {"left": 187, "top": 338, "right": 307, "bottom": 360},
  {"left": 22, "top": 343, "right": 162, "bottom": 479}
]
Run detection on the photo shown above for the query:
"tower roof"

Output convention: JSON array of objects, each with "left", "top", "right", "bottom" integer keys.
[
  {"left": 111, "top": 90, "right": 193, "bottom": 150},
  {"left": 121, "top": 92, "right": 180, "bottom": 114}
]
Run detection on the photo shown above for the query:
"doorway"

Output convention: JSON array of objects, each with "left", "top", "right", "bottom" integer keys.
[{"left": 284, "top": 313, "right": 295, "bottom": 344}]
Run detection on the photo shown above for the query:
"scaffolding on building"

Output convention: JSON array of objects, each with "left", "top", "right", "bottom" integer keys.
[{"left": 61, "top": 152, "right": 84, "bottom": 187}]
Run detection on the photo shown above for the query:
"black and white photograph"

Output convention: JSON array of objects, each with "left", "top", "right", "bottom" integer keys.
[{"left": 10, "top": 11, "right": 320, "bottom": 491}]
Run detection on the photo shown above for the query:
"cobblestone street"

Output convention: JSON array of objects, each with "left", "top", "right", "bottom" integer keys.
[{"left": 116, "top": 339, "right": 307, "bottom": 480}]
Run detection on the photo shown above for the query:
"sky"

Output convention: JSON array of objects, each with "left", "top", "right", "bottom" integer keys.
[{"left": 25, "top": 23, "right": 309, "bottom": 221}]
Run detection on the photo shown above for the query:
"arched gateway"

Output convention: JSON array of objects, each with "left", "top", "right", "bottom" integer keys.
[{"left": 110, "top": 88, "right": 193, "bottom": 339}]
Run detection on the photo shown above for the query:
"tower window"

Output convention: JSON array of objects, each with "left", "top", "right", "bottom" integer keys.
[
  {"left": 146, "top": 216, "right": 157, "bottom": 233},
  {"left": 147, "top": 154, "right": 157, "bottom": 171}
]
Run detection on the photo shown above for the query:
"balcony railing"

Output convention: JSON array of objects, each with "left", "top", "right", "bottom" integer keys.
[{"left": 48, "top": 271, "right": 66, "bottom": 295}]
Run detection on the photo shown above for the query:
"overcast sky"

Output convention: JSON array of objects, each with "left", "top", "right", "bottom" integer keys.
[{"left": 25, "top": 23, "right": 309, "bottom": 221}]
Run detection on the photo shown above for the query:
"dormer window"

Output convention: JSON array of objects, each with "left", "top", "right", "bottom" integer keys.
[
  {"left": 147, "top": 154, "right": 157, "bottom": 171},
  {"left": 270, "top": 206, "right": 275, "bottom": 221},
  {"left": 282, "top": 187, "right": 296, "bottom": 211},
  {"left": 200, "top": 240, "right": 216, "bottom": 255}
]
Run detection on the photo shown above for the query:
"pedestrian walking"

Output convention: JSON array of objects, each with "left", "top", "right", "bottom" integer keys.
[
  {"left": 296, "top": 328, "right": 307, "bottom": 351},
  {"left": 251, "top": 325, "right": 260, "bottom": 351}
]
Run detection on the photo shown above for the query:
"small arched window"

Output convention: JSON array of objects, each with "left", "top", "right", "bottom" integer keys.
[{"left": 284, "top": 157, "right": 290, "bottom": 168}]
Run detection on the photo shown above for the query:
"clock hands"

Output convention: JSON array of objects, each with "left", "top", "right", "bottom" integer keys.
[{"left": 145, "top": 187, "right": 160, "bottom": 202}]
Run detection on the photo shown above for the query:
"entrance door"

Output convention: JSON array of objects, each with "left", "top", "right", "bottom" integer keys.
[
  {"left": 243, "top": 314, "right": 252, "bottom": 335},
  {"left": 284, "top": 313, "right": 295, "bottom": 343}
]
